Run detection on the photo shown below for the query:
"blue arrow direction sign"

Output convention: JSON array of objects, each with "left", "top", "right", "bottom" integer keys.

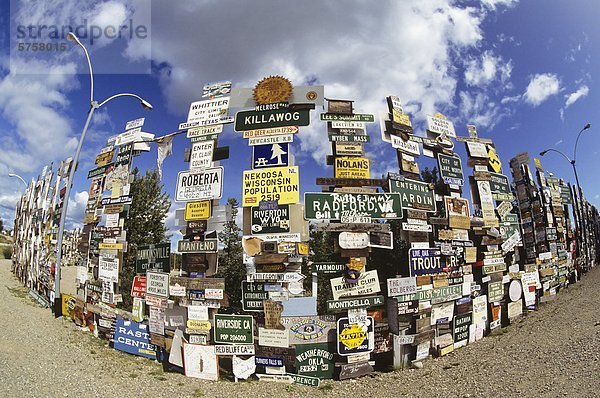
[{"left": 253, "top": 143, "right": 289, "bottom": 169}]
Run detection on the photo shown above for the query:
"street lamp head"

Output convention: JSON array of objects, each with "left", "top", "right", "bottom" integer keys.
[
  {"left": 584, "top": 123, "right": 591, "bottom": 130},
  {"left": 539, "top": 150, "right": 548, "bottom": 156},
  {"left": 66, "top": 32, "right": 82, "bottom": 45},
  {"left": 140, "top": 99, "right": 153, "bottom": 110}
]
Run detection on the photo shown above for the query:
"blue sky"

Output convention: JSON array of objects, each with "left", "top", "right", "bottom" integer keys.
[{"left": 0, "top": 0, "right": 599, "bottom": 243}]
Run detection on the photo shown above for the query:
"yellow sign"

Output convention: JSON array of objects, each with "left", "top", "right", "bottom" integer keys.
[
  {"left": 186, "top": 319, "right": 212, "bottom": 331},
  {"left": 334, "top": 157, "right": 370, "bottom": 179},
  {"left": 95, "top": 150, "right": 114, "bottom": 167},
  {"left": 297, "top": 243, "right": 309, "bottom": 256},
  {"left": 488, "top": 147, "right": 502, "bottom": 173},
  {"left": 98, "top": 242, "right": 124, "bottom": 250},
  {"left": 61, "top": 294, "right": 76, "bottom": 319},
  {"left": 533, "top": 157, "right": 543, "bottom": 172},
  {"left": 339, "top": 324, "right": 367, "bottom": 349},
  {"left": 392, "top": 110, "right": 411, "bottom": 126},
  {"left": 242, "top": 166, "right": 299, "bottom": 207},
  {"left": 184, "top": 200, "right": 212, "bottom": 221}
]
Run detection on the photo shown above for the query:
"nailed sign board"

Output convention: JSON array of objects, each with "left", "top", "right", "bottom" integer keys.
[
  {"left": 235, "top": 108, "right": 311, "bottom": 131},
  {"left": 335, "top": 142, "right": 364, "bottom": 156},
  {"left": 187, "top": 125, "right": 223, "bottom": 138},
  {"left": 387, "top": 277, "right": 417, "bottom": 297},
  {"left": 409, "top": 248, "right": 443, "bottom": 277},
  {"left": 328, "top": 134, "right": 370, "bottom": 143},
  {"left": 321, "top": 113, "right": 374, "bottom": 122},
  {"left": 338, "top": 232, "right": 369, "bottom": 249},
  {"left": 184, "top": 200, "right": 212, "bottom": 221},
  {"left": 242, "top": 126, "right": 298, "bottom": 138},
  {"left": 326, "top": 295, "right": 385, "bottom": 313},
  {"left": 214, "top": 314, "right": 254, "bottom": 344},
  {"left": 304, "top": 192, "right": 402, "bottom": 220},
  {"left": 426, "top": 115, "right": 456, "bottom": 137},
  {"left": 389, "top": 178, "right": 436, "bottom": 212},
  {"left": 178, "top": 239, "right": 218, "bottom": 253},
  {"left": 337, "top": 316, "right": 374, "bottom": 356},
  {"left": 312, "top": 262, "right": 346, "bottom": 274},
  {"left": 131, "top": 276, "right": 147, "bottom": 298},
  {"left": 253, "top": 143, "right": 289, "bottom": 169},
  {"left": 146, "top": 271, "right": 169, "bottom": 298},
  {"left": 187, "top": 97, "right": 230, "bottom": 125},
  {"left": 259, "top": 327, "right": 289, "bottom": 348},
  {"left": 490, "top": 173, "right": 513, "bottom": 201},
  {"left": 248, "top": 134, "right": 293, "bottom": 146},
  {"left": 394, "top": 284, "right": 463, "bottom": 303},
  {"left": 330, "top": 270, "right": 381, "bottom": 300},
  {"left": 438, "top": 153, "right": 464, "bottom": 186},
  {"left": 294, "top": 342, "right": 334, "bottom": 379},
  {"left": 175, "top": 167, "right": 223, "bottom": 202},
  {"left": 453, "top": 312, "right": 472, "bottom": 346},
  {"left": 114, "top": 319, "right": 156, "bottom": 359},
  {"left": 334, "top": 157, "right": 370, "bottom": 179},
  {"left": 135, "top": 242, "right": 170, "bottom": 274},
  {"left": 242, "top": 166, "right": 299, "bottom": 207},
  {"left": 215, "top": 344, "right": 255, "bottom": 356},
  {"left": 189, "top": 141, "right": 215, "bottom": 170},
  {"left": 251, "top": 205, "right": 290, "bottom": 234}
]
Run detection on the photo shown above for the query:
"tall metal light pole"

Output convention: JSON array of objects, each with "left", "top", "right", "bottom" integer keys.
[
  {"left": 540, "top": 123, "right": 592, "bottom": 270},
  {"left": 53, "top": 32, "right": 153, "bottom": 315},
  {"left": 8, "top": 173, "right": 28, "bottom": 188}
]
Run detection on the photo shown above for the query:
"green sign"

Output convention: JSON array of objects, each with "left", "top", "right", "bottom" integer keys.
[
  {"left": 234, "top": 108, "right": 310, "bottom": 131},
  {"left": 287, "top": 373, "right": 320, "bottom": 387},
  {"left": 190, "top": 133, "right": 220, "bottom": 143},
  {"left": 327, "top": 295, "right": 385, "bottom": 313},
  {"left": 312, "top": 262, "right": 345, "bottom": 273},
  {"left": 241, "top": 281, "right": 269, "bottom": 312},
  {"left": 488, "top": 281, "right": 504, "bottom": 303},
  {"left": 560, "top": 185, "right": 572, "bottom": 204},
  {"left": 295, "top": 342, "right": 334, "bottom": 379},
  {"left": 135, "top": 242, "right": 171, "bottom": 274},
  {"left": 394, "top": 284, "right": 462, "bottom": 303},
  {"left": 320, "top": 113, "right": 374, "bottom": 122},
  {"left": 304, "top": 192, "right": 402, "bottom": 221},
  {"left": 214, "top": 314, "right": 254, "bottom": 344},
  {"left": 437, "top": 153, "right": 464, "bottom": 185},
  {"left": 500, "top": 213, "right": 520, "bottom": 240},
  {"left": 389, "top": 177, "right": 436, "bottom": 212},
  {"left": 87, "top": 164, "right": 112, "bottom": 179},
  {"left": 328, "top": 134, "right": 370, "bottom": 143},
  {"left": 490, "top": 173, "right": 513, "bottom": 201}
]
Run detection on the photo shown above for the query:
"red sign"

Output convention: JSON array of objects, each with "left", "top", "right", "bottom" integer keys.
[{"left": 131, "top": 276, "right": 147, "bottom": 298}]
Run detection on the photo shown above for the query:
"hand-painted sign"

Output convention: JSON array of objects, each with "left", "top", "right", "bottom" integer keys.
[
  {"left": 253, "top": 143, "right": 289, "bottom": 169},
  {"left": 184, "top": 200, "right": 212, "bottom": 221},
  {"left": 251, "top": 204, "right": 290, "bottom": 234},
  {"left": 339, "top": 361, "right": 374, "bottom": 380},
  {"left": 445, "top": 196, "right": 471, "bottom": 230},
  {"left": 242, "top": 166, "right": 299, "bottom": 207},
  {"left": 334, "top": 157, "right": 370, "bottom": 179},
  {"left": 438, "top": 153, "right": 464, "bottom": 185},
  {"left": 426, "top": 114, "right": 456, "bottom": 137},
  {"left": 175, "top": 167, "right": 223, "bottom": 202},
  {"left": 304, "top": 192, "right": 401, "bottom": 220},
  {"left": 214, "top": 314, "right": 254, "bottom": 344},
  {"left": 337, "top": 316, "right": 374, "bottom": 356},
  {"left": 113, "top": 319, "right": 156, "bottom": 359},
  {"left": 388, "top": 177, "right": 436, "bottom": 212},
  {"left": 338, "top": 232, "right": 369, "bottom": 249},
  {"left": 135, "top": 242, "right": 170, "bottom": 274},
  {"left": 187, "top": 97, "right": 231, "bottom": 125},
  {"left": 295, "top": 342, "right": 334, "bottom": 379},
  {"left": 235, "top": 108, "right": 311, "bottom": 131},
  {"left": 409, "top": 248, "right": 443, "bottom": 276},
  {"left": 183, "top": 343, "right": 219, "bottom": 380}
]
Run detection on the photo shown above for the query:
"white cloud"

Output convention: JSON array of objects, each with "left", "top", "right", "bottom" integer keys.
[
  {"left": 464, "top": 51, "right": 512, "bottom": 87},
  {"left": 481, "top": 0, "right": 519, "bottom": 10},
  {"left": 523, "top": 73, "right": 561, "bottom": 106},
  {"left": 66, "top": 190, "right": 88, "bottom": 227},
  {"left": 564, "top": 85, "right": 589, "bottom": 108}
]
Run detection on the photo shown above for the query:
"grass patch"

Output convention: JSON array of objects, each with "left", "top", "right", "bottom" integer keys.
[
  {"left": 318, "top": 382, "right": 334, "bottom": 392},
  {"left": 193, "top": 389, "right": 205, "bottom": 397},
  {"left": 1, "top": 245, "right": 12, "bottom": 259},
  {"left": 6, "top": 286, "right": 28, "bottom": 299},
  {"left": 129, "top": 373, "right": 138, "bottom": 378}
]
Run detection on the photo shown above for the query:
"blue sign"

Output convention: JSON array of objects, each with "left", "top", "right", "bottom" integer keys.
[
  {"left": 253, "top": 143, "right": 289, "bottom": 169},
  {"left": 255, "top": 356, "right": 284, "bottom": 367},
  {"left": 409, "top": 248, "right": 443, "bottom": 276},
  {"left": 113, "top": 318, "right": 156, "bottom": 359}
]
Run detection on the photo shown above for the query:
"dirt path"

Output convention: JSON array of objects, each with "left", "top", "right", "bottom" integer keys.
[{"left": 1, "top": 258, "right": 599, "bottom": 397}]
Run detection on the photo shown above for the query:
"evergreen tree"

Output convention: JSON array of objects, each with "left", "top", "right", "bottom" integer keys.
[
  {"left": 306, "top": 223, "right": 340, "bottom": 313},
  {"left": 119, "top": 168, "right": 170, "bottom": 309},
  {"left": 216, "top": 198, "right": 245, "bottom": 313}
]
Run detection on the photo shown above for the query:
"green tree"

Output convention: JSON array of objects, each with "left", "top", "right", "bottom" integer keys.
[
  {"left": 306, "top": 223, "right": 340, "bottom": 313},
  {"left": 216, "top": 198, "right": 245, "bottom": 313},
  {"left": 119, "top": 168, "right": 170, "bottom": 309}
]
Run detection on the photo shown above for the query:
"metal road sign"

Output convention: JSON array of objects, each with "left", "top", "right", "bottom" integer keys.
[
  {"left": 234, "top": 108, "right": 310, "bottom": 131},
  {"left": 253, "top": 143, "right": 289, "bottom": 169}
]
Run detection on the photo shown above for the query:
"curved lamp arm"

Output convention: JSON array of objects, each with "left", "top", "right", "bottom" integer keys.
[
  {"left": 8, "top": 173, "right": 27, "bottom": 187},
  {"left": 98, "top": 93, "right": 153, "bottom": 110},
  {"left": 539, "top": 148, "right": 572, "bottom": 164},
  {"left": 67, "top": 32, "right": 93, "bottom": 105},
  {"left": 573, "top": 123, "right": 591, "bottom": 164}
]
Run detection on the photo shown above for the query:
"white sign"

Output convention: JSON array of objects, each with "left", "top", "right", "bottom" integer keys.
[
  {"left": 188, "top": 306, "right": 209, "bottom": 321},
  {"left": 105, "top": 213, "right": 120, "bottom": 228},
  {"left": 387, "top": 277, "right": 417, "bottom": 296},
  {"left": 242, "top": 126, "right": 299, "bottom": 138},
  {"left": 338, "top": 232, "right": 369, "bottom": 249},
  {"left": 521, "top": 272, "right": 538, "bottom": 306},
  {"left": 472, "top": 295, "right": 488, "bottom": 327},
  {"left": 244, "top": 233, "right": 301, "bottom": 243},
  {"left": 391, "top": 135, "right": 420, "bottom": 156},
  {"left": 248, "top": 134, "right": 293, "bottom": 146},
  {"left": 331, "top": 121, "right": 366, "bottom": 129},
  {"left": 146, "top": 271, "right": 169, "bottom": 298},
  {"left": 125, "top": 118, "right": 145, "bottom": 130},
  {"left": 215, "top": 344, "right": 256, "bottom": 356},
  {"left": 175, "top": 167, "right": 223, "bottom": 202},
  {"left": 187, "top": 97, "right": 231, "bottom": 124},
  {"left": 259, "top": 327, "right": 290, "bottom": 348},
  {"left": 205, "top": 288, "right": 224, "bottom": 300},
  {"left": 348, "top": 308, "right": 368, "bottom": 325},
  {"left": 115, "top": 127, "right": 142, "bottom": 146},
  {"left": 187, "top": 125, "right": 223, "bottom": 138},
  {"left": 190, "top": 141, "right": 214, "bottom": 170},
  {"left": 169, "top": 284, "right": 186, "bottom": 297},
  {"left": 249, "top": 273, "right": 306, "bottom": 283},
  {"left": 430, "top": 302, "right": 454, "bottom": 325},
  {"left": 402, "top": 223, "right": 433, "bottom": 232},
  {"left": 233, "top": 355, "right": 256, "bottom": 380},
  {"left": 426, "top": 115, "right": 456, "bottom": 137},
  {"left": 395, "top": 334, "right": 415, "bottom": 345},
  {"left": 149, "top": 306, "right": 165, "bottom": 335},
  {"left": 183, "top": 343, "right": 218, "bottom": 381},
  {"left": 330, "top": 270, "right": 381, "bottom": 300},
  {"left": 467, "top": 141, "right": 488, "bottom": 158},
  {"left": 98, "top": 256, "right": 119, "bottom": 283},
  {"left": 502, "top": 231, "right": 521, "bottom": 254}
]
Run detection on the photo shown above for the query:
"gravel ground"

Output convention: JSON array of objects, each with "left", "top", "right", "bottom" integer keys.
[{"left": 1, "top": 258, "right": 599, "bottom": 398}]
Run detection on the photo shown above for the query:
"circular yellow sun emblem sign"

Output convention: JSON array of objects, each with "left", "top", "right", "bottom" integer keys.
[
  {"left": 488, "top": 146, "right": 502, "bottom": 173},
  {"left": 253, "top": 75, "right": 293, "bottom": 105},
  {"left": 339, "top": 324, "right": 367, "bottom": 349}
]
